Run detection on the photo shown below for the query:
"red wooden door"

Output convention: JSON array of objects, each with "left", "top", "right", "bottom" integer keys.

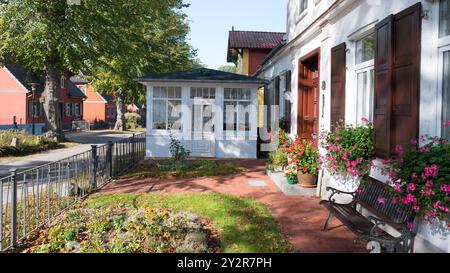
[{"left": 298, "top": 50, "right": 320, "bottom": 144}]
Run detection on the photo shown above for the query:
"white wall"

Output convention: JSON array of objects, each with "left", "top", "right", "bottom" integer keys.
[{"left": 264, "top": 0, "right": 449, "bottom": 252}]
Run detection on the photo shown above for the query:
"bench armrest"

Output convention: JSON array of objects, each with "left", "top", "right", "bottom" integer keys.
[{"left": 326, "top": 187, "right": 356, "bottom": 205}]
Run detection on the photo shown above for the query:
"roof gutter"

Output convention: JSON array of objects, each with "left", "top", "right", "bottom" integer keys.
[{"left": 135, "top": 78, "right": 268, "bottom": 85}]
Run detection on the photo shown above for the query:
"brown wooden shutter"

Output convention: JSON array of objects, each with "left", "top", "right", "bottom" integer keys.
[
  {"left": 285, "top": 70, "right": 291, "bottom": 92},
  {"left": 330, "top": 43, "right": 346, "bottom": 128},
  {"left": 373, "top": 3, "right": 421, "bottom": 158},
  {"left": 391, "top": 3, "right": 421, "bottom": 153},
  {"left": 374, "top": 15, "right": 394, "bottom": 159},
  {"left": 275, "top": 76, "right": 280, "bottom": 106}
]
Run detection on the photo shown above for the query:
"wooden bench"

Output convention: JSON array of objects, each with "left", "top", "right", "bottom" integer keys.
[{"left": 320, "top": 178, "right": 417, "bottom": 253}]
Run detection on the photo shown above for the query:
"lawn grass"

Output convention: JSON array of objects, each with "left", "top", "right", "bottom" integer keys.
[
  {"left": 125, "top": 159, "right": 245, "bottom": 179},
  {"left": 84, "top": 193, "right": 290, "bottom": 253}
]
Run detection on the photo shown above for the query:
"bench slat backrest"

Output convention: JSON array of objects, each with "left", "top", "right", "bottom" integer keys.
[{"left": 356, "top": 178, "right": 414, "bottom": 225}]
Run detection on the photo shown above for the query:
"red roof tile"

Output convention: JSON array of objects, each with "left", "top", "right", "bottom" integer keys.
[{"left": 228, "top": 31, "right": 286, "bottom": 50}]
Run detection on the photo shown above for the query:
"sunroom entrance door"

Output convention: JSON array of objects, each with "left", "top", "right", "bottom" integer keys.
[{"left": 191, "top": 103, "right": 215, "bottom": 157}]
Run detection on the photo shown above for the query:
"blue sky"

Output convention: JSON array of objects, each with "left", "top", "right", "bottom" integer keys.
[{"left": 184, "top": 0, "right": 287, "bottom": 69}]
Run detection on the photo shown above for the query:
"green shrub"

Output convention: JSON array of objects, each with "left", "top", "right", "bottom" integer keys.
[
  {"left": 169, "top": 135, "right": 190, "bottom": 162},
  {"left": 125, "top": 113, "right": 141, "bottom": 129},
  {"left": 267, "top": 150, "right": 288, "bottom": 171}
]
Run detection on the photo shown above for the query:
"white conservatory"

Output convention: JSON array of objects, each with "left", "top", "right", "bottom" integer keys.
[{"left": 137, "top": 68, "right": 266, "bottom": 159}]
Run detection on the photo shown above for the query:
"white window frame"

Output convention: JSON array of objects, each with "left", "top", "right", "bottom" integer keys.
[
  {"left": 223, "top": 88, "right": 252, "bottom": 139},
  {"left": 73, "top": 103, "right": 81, "bottom": 117},
  {"left": 354, "top": 32, "right": 375, "bottom": 125},
  {"left": 61, "top": 77, "right": 66, "bottom": 89},
  {"left": 437, "top": 45, "right": 450, "bottom": 139},
  {"left": 65, "top": 102, "right": 72, "bottom": 117},
  {"left": 152, "top": 86, "right": 182, "bottom": 132},
  {"left": 299, "top": 0, "right": 308, "bottom": 15},
  {"left": 355, "top": 62, "right": 375, "bottom": 124},
  {"left": 437, "top": 1, "right": 450, "bottom": 139}
]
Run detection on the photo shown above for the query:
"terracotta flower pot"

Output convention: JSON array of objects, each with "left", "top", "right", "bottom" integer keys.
[{"left": 297, "top": 172, "right": 317, "bottom": 188}]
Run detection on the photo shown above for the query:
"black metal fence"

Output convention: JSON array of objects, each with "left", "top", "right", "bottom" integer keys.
[{"left": 0, "top": 132, "right": 146, "bottom": 251}]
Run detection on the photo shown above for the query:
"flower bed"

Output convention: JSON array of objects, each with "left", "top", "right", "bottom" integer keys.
[{"left": 22, "top": 206, "right": 220, "bottom": 253}]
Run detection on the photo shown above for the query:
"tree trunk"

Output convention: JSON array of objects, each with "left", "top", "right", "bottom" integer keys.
[
  {"left": 114, "top": 93, "right": 126, "bottom": 131},
  {"left": 42, "top": 65, "right": 64, "bottom": 141}
]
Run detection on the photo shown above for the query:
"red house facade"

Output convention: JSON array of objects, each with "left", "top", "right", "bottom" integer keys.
[
  {"left": 71, "top": 76, "right": 117, "bottom": 129},
  {"left": 227, "top": 30, "right": 286, "bottom": 76},
  {"left": 0, "top": 64, "right": 86, "bottom": 131}
]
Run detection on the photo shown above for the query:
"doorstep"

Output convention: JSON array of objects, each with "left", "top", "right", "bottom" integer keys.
[{"left": 266, "top": 170, "right": 317, "bottom": 196}]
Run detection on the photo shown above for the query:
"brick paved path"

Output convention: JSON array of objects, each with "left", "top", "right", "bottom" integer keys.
[{"left": 101, "top": 160, "right": 368, "bottom": 253}]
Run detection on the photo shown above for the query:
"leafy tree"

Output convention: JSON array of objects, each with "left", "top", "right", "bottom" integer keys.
[
  {"left": 0, "top": 0, "right": 198, "bottom": 137},
  {"left": 86, "top": 0, "right": 200, "bottom": 131},
  {"left": 218, "top": 64, "right": 237, "bottom": 73}
]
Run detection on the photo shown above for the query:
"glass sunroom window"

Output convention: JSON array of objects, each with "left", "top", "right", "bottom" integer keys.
[
  {"left": 190, "top": 87, "right": 215, "bottom": 99},
  {"left": 223, "top": 88, "right": 252, "bottom": 132},
  {"left": 152, "top": 87, "right": 182, "bottom": 130}
]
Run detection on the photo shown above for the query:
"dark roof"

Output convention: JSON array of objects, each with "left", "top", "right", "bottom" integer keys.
[
  {"left": 3, "top": 64, "right": 44, "bottom": 93},
  {"left": 101, "top": 93, "right": 115, "bottom": 103},
  {"left": 136, "top": 68, "right": 267, "bottom": 84},
  {"left": 68, "top": 81, "right": 87, "bottom": 98},
  {"left": 227, "top": 31, "right": 285, "bottom": 62},
  {"left": 3, "top": 64, "right": 86, "bottom": 98},
  {"left": 228, "top": 31, "right": 286, "bottom": 49}
]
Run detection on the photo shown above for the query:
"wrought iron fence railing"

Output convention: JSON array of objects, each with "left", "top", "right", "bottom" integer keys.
[{"left": 0, "top": 132, "right": 146, "bottom": 251}]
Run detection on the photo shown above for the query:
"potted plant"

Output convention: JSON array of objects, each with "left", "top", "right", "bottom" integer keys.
[
  {"left": 266, "top": 129, "right": 291, "bottom": 172},
  {"left": 383, "top": 135, "right": 450, "bottom": 225},
  {"left": 320, "top": 119, "right": 374, "bottom": 191},
  {"left": 282, "top": 137, "right": 320, "bottom": 188},
  {"left": 284, "top": 163, "right": 298, "bottom": 185}
]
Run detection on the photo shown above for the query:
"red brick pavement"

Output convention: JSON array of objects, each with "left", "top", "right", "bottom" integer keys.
[{"left": 100, "top": 160, "right": 368, "bottom": 253}]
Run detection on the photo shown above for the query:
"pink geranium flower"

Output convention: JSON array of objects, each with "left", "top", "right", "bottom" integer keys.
[
  {"left": 395, "top": 145, "right": 404, "bottom": 156},
  {"left": 407, "top": 183, "right": 416, "bottom": 192},
  {"left": 406, "top": 222, "right": 414, "bottom": 230},
  {"left": 422, "top": 164, "right": 439, "bottom": 179},
  {"left": 361, "top": 117, "right": 369, "bottom": 123},
  {"left": 377, "top": 196, "right": 386, "bottom": 205},
  {"left": 403, "top": 194, "right": 416, "bottom": 205}
]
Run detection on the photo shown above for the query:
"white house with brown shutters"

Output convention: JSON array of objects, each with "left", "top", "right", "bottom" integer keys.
[{"left": 258, "top": 0, "right": 450, "bottom": 252}]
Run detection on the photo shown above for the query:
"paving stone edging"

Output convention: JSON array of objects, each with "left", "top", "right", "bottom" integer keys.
[{"left": 266, "top": 170, "right": 318, "bottom": 196}]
